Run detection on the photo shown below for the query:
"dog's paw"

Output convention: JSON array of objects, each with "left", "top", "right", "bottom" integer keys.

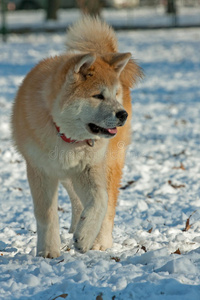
[
  {"left": 37, "top": 249, "right": 60, "bottom": 259},
  {"left": 73, "top": 211, "right": 102, "bottom": 252},
  {"left": 92, "top": 234, "right": 113, "bottom": 251},
  {"left": 73, "top": 232, "right": 94, "bottom": 253}
]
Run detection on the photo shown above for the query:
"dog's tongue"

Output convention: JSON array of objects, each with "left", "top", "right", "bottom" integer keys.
[{"left": 107, "top": 127, "right": 117, "bottom": 134}]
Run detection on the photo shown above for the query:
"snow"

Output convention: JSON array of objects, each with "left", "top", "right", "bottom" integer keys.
[
  {"left": 1, "top": 6, "right": 200, "bottom": 32},
  {"left": 0, "top": 20, "right": 200, "bottom": 300}
]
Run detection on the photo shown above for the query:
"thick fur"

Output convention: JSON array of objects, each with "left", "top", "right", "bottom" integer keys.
[{"left": 11, "top": 17, "right": 143, "bottom": 257}]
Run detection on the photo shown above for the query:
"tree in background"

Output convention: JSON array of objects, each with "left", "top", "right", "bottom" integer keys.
[
  {"left": 166, "top": 0, "right": 177, "bottom": 26},
  {"left": 166, "top": 0, "right": 176, "bottom": 14},
  {"left": 46, "top": 0, "right": 60, "bottom": 20},
  {"left": 76, "top": 0, "right": 103, "bottom": 16}
]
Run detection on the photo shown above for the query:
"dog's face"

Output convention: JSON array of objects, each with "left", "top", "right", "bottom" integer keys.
[{"left": 52, "top": 53, "right": 131, "bottom": 141}]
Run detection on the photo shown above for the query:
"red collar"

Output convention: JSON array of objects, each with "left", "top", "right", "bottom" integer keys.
[
  {"left": 54, "top": 123, "right": 95, "bottom": 147},
  {"left": 55, "top": 123, "right": 78, "bottom": 144}
]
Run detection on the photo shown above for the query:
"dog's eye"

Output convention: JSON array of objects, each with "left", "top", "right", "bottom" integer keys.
[{"left": 92, "top": 94, "right": 104, "bottom": 100}]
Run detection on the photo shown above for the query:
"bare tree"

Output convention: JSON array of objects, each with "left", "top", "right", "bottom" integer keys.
[
  {"left": 166, "top": 0, "right": 176, "bottom": 14},
  {"left": 76, "top": 0, "right": 103, "bottom": 17},
  {"left": 166, "top": 0, "right": 177, "bottom": 26},
  {"left": 46, "top": 0, "right": 60, "bottom": 20}
]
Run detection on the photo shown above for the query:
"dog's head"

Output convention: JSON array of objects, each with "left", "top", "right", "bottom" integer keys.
[{"left": 52, "top": 52, "right": 142, "bottom": 141}]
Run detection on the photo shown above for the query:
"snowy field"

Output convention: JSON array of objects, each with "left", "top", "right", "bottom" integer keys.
[
  {"left": 1, "top": 6, "right": 200, "bottom": 32},
  {"left": 0, "top": 27, "right": 200, "bottom": 299}
]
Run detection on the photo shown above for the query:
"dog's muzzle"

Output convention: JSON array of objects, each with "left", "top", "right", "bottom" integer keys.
[{"left": 116, "top": 110, "right": 128, "bottom": 126}]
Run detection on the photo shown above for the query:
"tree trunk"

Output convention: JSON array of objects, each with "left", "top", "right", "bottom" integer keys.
[
  {"left": 166, "top": 0, "right": 176, "bottom": 14},
  {"left": 46, "top": 0, "right": 60, "bottom": 20},
  {"left": 76, "top": 0, "right": 103, "bottom": 17}
]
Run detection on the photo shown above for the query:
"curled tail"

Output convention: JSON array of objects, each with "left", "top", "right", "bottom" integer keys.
[{"left": 66, "top": 16, "right": 118, "bottom": 54}]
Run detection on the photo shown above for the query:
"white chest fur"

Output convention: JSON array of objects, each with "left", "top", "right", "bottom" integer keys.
[{"left": 25, "top": 137, "right": 108, "bottom": 178}]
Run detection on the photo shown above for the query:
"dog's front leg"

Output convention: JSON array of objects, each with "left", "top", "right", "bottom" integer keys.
[
  {"left": 27, "top": 163, "right": 60, "bottom": 258},
  {"left": 72, "top": 165, "right": 108, "bottom": 253}
]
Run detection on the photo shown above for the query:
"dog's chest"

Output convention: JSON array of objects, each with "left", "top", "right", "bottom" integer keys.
[{"left": 25, "top": 139, "right": 107, "bottom": 178}]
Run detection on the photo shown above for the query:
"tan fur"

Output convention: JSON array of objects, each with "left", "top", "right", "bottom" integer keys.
[{"left": 11, "top": 16, "right": 143, "bottom": 257}]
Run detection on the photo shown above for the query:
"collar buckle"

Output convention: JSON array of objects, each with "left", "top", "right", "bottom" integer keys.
[{"left": 87, "top": 139, "right": 95, "bottom": 147}]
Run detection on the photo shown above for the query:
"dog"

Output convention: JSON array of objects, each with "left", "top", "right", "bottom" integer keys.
[{"left": 11, "top": 17, "right": 142, "bottom": 258}]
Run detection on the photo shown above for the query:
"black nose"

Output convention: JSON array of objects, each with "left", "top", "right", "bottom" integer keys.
[{"left": 116, "top": 110, "right": 128, "bottom": 123}]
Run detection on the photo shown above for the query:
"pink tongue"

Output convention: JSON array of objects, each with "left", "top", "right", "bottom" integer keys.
[{"left": 107, "top": 127, "right": 117, "bottom": 134}]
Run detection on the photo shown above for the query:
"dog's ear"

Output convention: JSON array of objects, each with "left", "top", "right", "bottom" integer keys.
[
  {"left": 104, "top": 52, "right": 132, "bottom": 75},
  {"left": 120, "top": 58, "right": 144, "bottom": 88},
  {"left": 74, "top": 54, "right": 96, "bottom": 74}
]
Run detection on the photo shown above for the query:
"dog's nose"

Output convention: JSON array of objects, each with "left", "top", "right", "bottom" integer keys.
[{"left": 116, "top": 110, "right": 128, "bottom": 123}]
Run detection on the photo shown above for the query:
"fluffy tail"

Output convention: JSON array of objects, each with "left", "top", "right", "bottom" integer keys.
[{"left": 66, "top": 17, "right": 118, "bottom": 54}]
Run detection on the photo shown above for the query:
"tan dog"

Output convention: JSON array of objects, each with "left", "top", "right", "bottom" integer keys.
[{"left": 11, "top": 17, "right": 142, "bottom": 258}]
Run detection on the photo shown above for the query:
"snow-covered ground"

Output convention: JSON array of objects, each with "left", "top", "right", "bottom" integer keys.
[
  {"left": 0, "top": 27, "right": 200, "bottom": 299},
  {"left": 1, "top": 6, "right": 200, "bottom": 32}
]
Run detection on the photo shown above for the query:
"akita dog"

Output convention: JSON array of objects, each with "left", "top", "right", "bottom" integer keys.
[{"left": 11, "top": 17, "right": 142, "bottom": 258}]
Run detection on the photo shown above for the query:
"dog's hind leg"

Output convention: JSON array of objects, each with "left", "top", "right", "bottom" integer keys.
[
  {"left": 27, "top": 163, "right": 60, "bottom": 258},
  {"left": 61, "top": 179, "right": 83, "bottom": 233}
]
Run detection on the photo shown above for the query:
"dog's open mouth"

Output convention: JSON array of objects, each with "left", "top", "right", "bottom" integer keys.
[{"left": 88, "top": 123, "right": 117, "bottom": 136}]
